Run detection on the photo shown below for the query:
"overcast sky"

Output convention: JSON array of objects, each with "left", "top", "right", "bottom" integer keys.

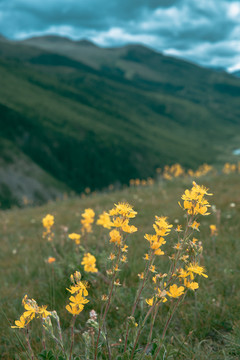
[{"left": 0, "top": 0, "right": 240, "bottom": 72}]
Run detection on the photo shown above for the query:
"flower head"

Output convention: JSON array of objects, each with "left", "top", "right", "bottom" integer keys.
[
  {"left": 69, "top": 233, "right": 81, "bottom": 245},
  {"left": 146, "top": 297, "right": 154, "bottom": 306},
  {"left": 187, "top": 263, "right": 208, "bottom": 279},
  {"left": 210, "top": 224, "right": 218, "bottom": 236},
  {"left": 81, "top": 253, "right": 98, "bottom": 273},
  {"left": 81, "top": 209, "right": 95, "bottom": 235},
  {"left": 109, "top": 229, "right": 122, "bottom": 246},
  {"left": 42, "top": 214, "right": 54, "bottom": 241},
  {"left": 66, "top": 272, "right": 89, "bottom": 316},
  {"left": 47, "top": 257, "right": 56, "bottom": 264},
  {"left": 167, "top": 284, "right": 185, "bottom": 298},
  {"left": 97, "top": 212, "right": 112, "bottom": 229},
  {"left": 180, "top": 182, "right": 212, "bottom": 216}
]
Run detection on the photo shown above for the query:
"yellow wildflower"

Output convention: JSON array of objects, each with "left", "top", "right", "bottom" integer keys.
[
  {"left": 109, "top": 229, "right": 122, "bottom": 246},
  {"left": 122, "top": 223, "right": 138, "bottom": 233},
  {"left": 81, "top": 208, "right": 95, "bottom": 235},
  {"left": 42, "top": 214, "right": 54, "bottom": 229},
  {"left": 187, "top": 263, "right": 208, "bottom": 279},
  {"left": 176, "top": 225, "right": 183, "bottom": 232},
  {"left": 109, "top": 253, "right": 116, "bottom": 261},
  {"left": 150, "top": 265, "right": 157, "bottom": 273},
  {"left": 38, "top": 305, "right": 51, "bottom": 319},
  {"left": 69, "top": 233, "right": 81, "bottom": 245},
  {"left": 167, "top": 284, "right": 185, "bottom": 298},
  {"left": 112, "top": 217, "right": 127, "bottom": 228},
  {"left": 210, "top": 224, "right": 218, "bottom": 236},
  {"left": 178, "top": 268, "right": 189, "bottom": 278},
  {"left": 156, "top": 288, "right": 167, "bottom": 302},
  {"left": 174, "top": 243, "right": 181, "bottom": 250},
  {"left": 184, "top": 279, "right": 199, "bottom": 290},
  {"left": 66, "top": 302, "right": 85, "bottom": 315},
  {"left": 180, "top": 182, "right": 212, "bottom": 216},
  {"left": 154, "top": 248, "right": 164, "bottom": 255},
  {"left": 146, "top": 297, "right": 154, "bottom": 306},
  {"left": 47, "top": 257, "right": 56, "bottom": 264},
  {"left": 11, "top": 315, "right": 29, "bottom": 329},
  {"left": 144, "top": 253, "right": 150, "bottom": 260},
  {"left": 114, "top": 264, "right": 120, "bottom": 272},
  {"left": 113, "top": 202, "right": 137, "bottom": 218},
  {"left": 66, "top": 282, "right": 88, "bottom": 296},
  {"left": 42, "top": 214, "right": 54, "bottom": 241},
  {"left": 152, "top": 275, "right": 157, "bottom": 283},
  {"left": 190, "top": 221, "right": 200, "bottom": 230},
  {"left": 120, "top": 255, "right": 127, "bottom": 263},
  {"left": 81, "top": 253, "right": 98, "bottom": 273},
  {"left": 97, "top": 212, "right": 112, "bottom": 229},
  {"left": 153, "top": 216, "right": 173, "bottom": 237},
  {"left": 180, "top": 255, "right": 189, "bottom": 262},
  {"left": 121, "top": 245, "right": 128, "bottom": 252},
  {"left": 66, "top": 272, "right": 89, "bottom": 316}
]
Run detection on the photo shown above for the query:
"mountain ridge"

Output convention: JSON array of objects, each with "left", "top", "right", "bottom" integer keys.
[{"left": 0, "top": 34, "right": 240, "bottom": 208}]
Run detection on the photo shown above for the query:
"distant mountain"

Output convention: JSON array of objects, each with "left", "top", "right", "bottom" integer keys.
[
  {"left": 0, "top": 34, "right": 240, "bottom": 208},
  {"left": 232, "top": 70, "right": 240, "bottom": 78}
]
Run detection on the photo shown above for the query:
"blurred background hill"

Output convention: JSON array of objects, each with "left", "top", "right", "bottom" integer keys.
[{"left": 0, "top": 35, "right": 240, "bottom": 209}]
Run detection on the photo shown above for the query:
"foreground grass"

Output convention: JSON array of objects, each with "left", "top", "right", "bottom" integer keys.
[{"left": 1, "top": 173, "right": 240, "bottom": 359}]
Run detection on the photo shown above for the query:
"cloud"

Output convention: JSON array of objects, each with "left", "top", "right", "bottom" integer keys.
[{"left": 0, "top": 0, "right": 239, "bottom": 70}]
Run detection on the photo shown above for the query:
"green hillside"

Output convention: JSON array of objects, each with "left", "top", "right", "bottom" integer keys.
[
  {"left": 1, "top": 173, "right": 240, "bottom": 359},
  {"left": 0, "top": 35, "right": 240, "bottom": 208}
]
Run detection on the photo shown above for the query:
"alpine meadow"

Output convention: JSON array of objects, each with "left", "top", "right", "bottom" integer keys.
[{"left": 1, "top": 30, "right": 240, "bottom": 360}]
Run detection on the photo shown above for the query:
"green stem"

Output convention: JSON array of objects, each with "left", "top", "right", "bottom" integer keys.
[
  {"left": 25, "top": 326, "right": 34, "bottom": 360},
  {"left": 124, "top": 253, "right": 154, "bottom": 351},
  {"left": 94, "top": 246, "right": 121, "bottom": 360},
  {"left": 142, "top": 302, "right": 160, "bottom": 356},
  {"left": 153, "top": 296, "right": 182, "bottom": 360},
  {"left": 69, "top": 315, "right": 76, "bottom": 360},
  {"left": 129, "top": 301, "right": 158, "bottom": 360}
]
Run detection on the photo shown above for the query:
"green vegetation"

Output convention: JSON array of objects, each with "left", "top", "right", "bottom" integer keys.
[
  {"left": 0, "top": 36, "right": 240, "bottom": 208},
  {"left": 1, "top": 172, "right": 240, "bottom": 359}
]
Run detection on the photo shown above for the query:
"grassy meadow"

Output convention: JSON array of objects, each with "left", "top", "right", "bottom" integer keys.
[{"left": 1, "top": 171, "right": 240, "bottom": 359}]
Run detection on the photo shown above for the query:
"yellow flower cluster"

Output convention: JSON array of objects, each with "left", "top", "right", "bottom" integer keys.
[
  {"left": 81, "top": 253, "right": 98, "bottom": 273},
  {"left": 129, "top": 178, "right": 154, "bottom": 186},
  {"left": 97, "top": 211, "right": 112, "bottom": 229},
  {"left": 163, "top": 163, "right": 185, "bottom": 179},
  {"left": 81, "top": 208, "right": 95, "bottom": 235},
  {"left": 42, "top": 214, "right": 54, "bottom": 241},
  {"left": 188, "top": 164, "right": 214, "bottom": 178},
  {"left": 66, "top": 271, "right": 89, "bottom": 315},
  {"left": 145, "top": 216, "right": 172, "bottom": 256},
  {"left": 107, "top": 202, "right": 138, "bottom": 247},
  {"left": 145, "top": 182, "right": 211, "bottom": 309},
  {"left": 177, "top": 262, "right": 208, "bottom": 291},
  {"left": 11, "top": 295, "right": 51, "bottom": 329},
  {"left": 69, "top": 232, "right": 81, "bottom": 245},
  {"left": 222, "top": 162, "right": 239, "bottom": 174},
  {"left": 180, "top": 181, "right": 212, "bottom": 216}
]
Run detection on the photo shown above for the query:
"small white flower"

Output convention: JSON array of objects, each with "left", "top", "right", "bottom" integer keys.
[{"left": 89, "top": 310, "right": 97, "bottom": 320}]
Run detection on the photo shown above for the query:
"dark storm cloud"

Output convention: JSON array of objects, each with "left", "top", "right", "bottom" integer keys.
[{"left": 0, "top": 0, "right": 239, "bottom": 71}]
